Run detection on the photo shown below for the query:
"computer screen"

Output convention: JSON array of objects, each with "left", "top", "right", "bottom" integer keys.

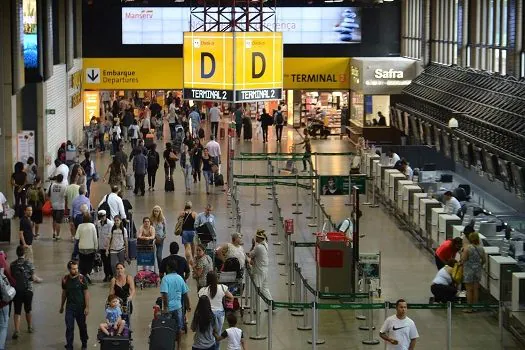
[
  {"left": 460, "top": 140, "right": 472, "bottom": 168},
  {"left": 482, "top": 150, "right": 495, "bottom": 177},
  {"left": 424, "top": 123, "right": 433, "bottom": 146}
]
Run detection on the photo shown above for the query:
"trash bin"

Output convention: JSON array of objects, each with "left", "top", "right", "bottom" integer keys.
[{"left": 316, "top": 232, "right": 353, "bottom": 294}]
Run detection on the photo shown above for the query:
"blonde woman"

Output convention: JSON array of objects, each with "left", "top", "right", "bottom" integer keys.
[{"left": 150, "top": 205, "right": 167, "bottom": 269}]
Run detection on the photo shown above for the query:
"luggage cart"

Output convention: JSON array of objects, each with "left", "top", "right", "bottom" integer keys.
[
  {"left": 218, "top": 259, "right": 245, "bottom": 317},
  {"left": 135, "top": 239, "right": 159, "bottom": 289}
]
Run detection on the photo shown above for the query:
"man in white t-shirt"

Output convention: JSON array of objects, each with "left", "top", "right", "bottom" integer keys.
[
  {"left": 49, "top": 174, "right": 67, "bottom": 240},
  {"left": 205, "top": 136, "right": 222, "bottom": 166},
  {"left": 380, "top": 299, "right": 419, "bottom": 350},
  {"left": 208, "top": 103, "right": 221, "bottom": 139},
  {"left": 444, "top": 191, "right": 462, "bottom": 215},
  {"left": 387, "top": 149, "right": 401, "bottom": 167}
]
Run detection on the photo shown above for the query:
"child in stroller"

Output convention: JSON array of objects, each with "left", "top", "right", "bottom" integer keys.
[{"left": 99, "top": 294, "right": 127, "bottom": 336}]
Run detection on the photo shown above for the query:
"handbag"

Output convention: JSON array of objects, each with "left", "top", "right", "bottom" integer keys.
[
  {"left": 174, "top": 213, "right": 190, "bottom": 236},
  {"left": 42, "top": 201, "right": 52, "bottom": 217},
  {"left": 451, "top": 263, "right": 463, "bottom": 284}
]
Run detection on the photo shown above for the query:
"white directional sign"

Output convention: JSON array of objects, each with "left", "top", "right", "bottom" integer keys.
[{"left": 85, "top": 68, "right": 100, "bottom": 83}]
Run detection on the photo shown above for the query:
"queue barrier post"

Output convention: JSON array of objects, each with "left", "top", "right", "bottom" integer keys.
[
  {"left": 287, "top": 241, "right": 296, "bottom": 306},
  {"left": 242, "top": 269, "right": 251, "bottom": 310},
  {"left": 267, "top": 299, "right": 273, "bottom": 350},
  {"left": 293, "top": 175, "right": 303, "bottom": 214},
  {"left": 250, "top": 282, "right": 267, "bottom": 340},
  {"left": 279, "top": 220, "right": 288, "bottom": 274},
  {"left": 297, "top": 277, "right": 312, "bottom": 331},
  {"left": 244, "top": 276, "right": 256, "bottom": 326},
  {"left": 361, "top": 289, "right": 380, "bottom": 345},
  {"left": 499, "top": 301, "right": 504, "bottom": 349},
  {"left": 447, "top": 301, "right": 452, "bottom": 350},
  {"left": 358, "top": 279, "right": 374, "bottom": 330},
  {"left": 291, "top": 264, "right": 304, "bottom": 316},
  {"left": 251, "top": 176, "right": 261, "bottom": 207},
  {"left": 307, "top": 298, "right": 325, "bottom": 347}
]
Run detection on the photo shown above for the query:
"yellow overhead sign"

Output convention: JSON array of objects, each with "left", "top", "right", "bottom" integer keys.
[
  {"left": 283, "top": 58, "right": 350, "bottom": 90},
  {"left": 82, "top": 58, "right": 182, "bottom": 90},
  {"left": 234, "top": 32, "right": 283, "bottom": 102},
  {"left": 183, "top": 32, "right": 234, "bottom": 101}
]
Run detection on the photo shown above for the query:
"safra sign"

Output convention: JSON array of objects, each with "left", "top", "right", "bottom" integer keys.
[
  {"left": 374, "top": 69, "right": 404, "bottom": 79},
  {"left": 366, "top": 68, "right": 412, "bottom": 86}
]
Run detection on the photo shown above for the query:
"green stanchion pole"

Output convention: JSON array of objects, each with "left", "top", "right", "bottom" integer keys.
[{"left": 250, "top": 175, "right": 261, "bottom": 207}]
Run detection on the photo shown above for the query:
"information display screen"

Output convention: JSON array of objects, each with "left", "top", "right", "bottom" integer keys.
[
  {"left": 121, "top": 7, "right": 361, "bottom": 45},
  {"left": 23, "top": 0, "right": 38, "bottom": 68}
]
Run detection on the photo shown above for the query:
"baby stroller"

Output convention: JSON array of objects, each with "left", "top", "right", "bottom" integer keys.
[
  {"left": 173, "top": 124, "right": 185, "bottom": 153},
  {"left": 97, "top": 299, "right": 133, "bottom": 350},
  {"left": 218, "top": 257, "right": 244, "bottom": 317}
]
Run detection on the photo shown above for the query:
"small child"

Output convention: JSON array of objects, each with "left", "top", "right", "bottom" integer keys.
[
  {"left": 99, "top": 295, "right": 126, "bottom": 336},
  {"left": 216, "top": 313, "right": 246, "bottom": 350}
]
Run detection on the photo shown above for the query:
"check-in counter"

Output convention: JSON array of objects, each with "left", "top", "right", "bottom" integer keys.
[
  {"left": 394, "top": 180, "right": 413, "bottom": 207},
  {"left": 452, "top": 225, "right": 465, "bottom": 239},
  {"left": 383, "top": 169, "right": 401, "bottom": 193},
  {"left": 388, "top": 173, "right": 407, "bottom": 202},
  {"left": 412, "top": 193, "right": 428, "bottom": 227},
  {"left": 489, "top": 255, "right": 518, "bottom": 301},
  {"left": 437, "top": 214, "right": 462, "bottom": 246},
  {"left": 430, "top": 207, "right": 446, "bottom": 246},
  {"left": 512, "top": 272, "right": 525, "bottom": 312},
  {"left": 419, "top": 199, "right": 442, "bottom": 237},
  {"left": 365, "top": 154, "right": 380, "bottom": 177},
  {"left": 480, "top": 246, "right": 500, "bottom": 289},
  {"left": 374, "top": 162, "right": 384, "bottom": 189},
  {"left": 402, "top": 185, "right": 422, "bottom": 216}
]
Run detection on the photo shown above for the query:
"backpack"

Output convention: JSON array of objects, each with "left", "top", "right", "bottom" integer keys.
[
  {"left": 147, "top": 150, "right": 158, "bottom": 168},
  {"left": 81, "top": 159, "right": 92, "bottom": 177},
  {"left": 98, "top": 195, "right": 112, "bottom": 219},
  {"left": 11, "top": 260, "right": 30, "bottom": 293},
  {"left": 337, "top": 218, "right": 352, "bottom": 234},
  {"left": 275, "top": 111, "right": 284, "bottom": 125},
  {"left": 0, "top": 269, "right": 15, "bottom": 303}
]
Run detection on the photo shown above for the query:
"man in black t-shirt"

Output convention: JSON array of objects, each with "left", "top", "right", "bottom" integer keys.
[
  {"left": 19, "top": 206, "right": 34, "bottom": 262},
  {"left": 159, "top": 242, "right": 190, "bottom": 280},
  {"left": 60, "top": 260, "right": 89, "bottom": 350}
]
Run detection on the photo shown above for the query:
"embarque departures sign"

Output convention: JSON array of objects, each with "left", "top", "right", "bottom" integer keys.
[{"left": 183, "top": 32, "right": 283, "bottom": 103}]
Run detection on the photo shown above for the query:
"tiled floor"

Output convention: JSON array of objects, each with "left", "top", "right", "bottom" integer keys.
[{"left": 2, "top": 121, "right": 521, "bottom": 349}]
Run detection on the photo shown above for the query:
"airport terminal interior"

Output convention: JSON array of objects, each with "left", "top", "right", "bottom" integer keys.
[{"left": 1, "top": 0, "right": 525, "bottom": 349}]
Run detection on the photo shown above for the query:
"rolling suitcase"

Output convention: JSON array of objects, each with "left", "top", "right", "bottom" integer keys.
[
  {"left": 149, "top": 316, "right": 177, "bottom": 350},
  {"left": 165, "top": 168, "right": 174, "bottom": 192},
  {"left": 220, "top": 127, "right": 225, "bottom": 140},
  {"left": 99, "top": 335, "right": 130, "bottom": 350},
  {"left": 0, "top": 218, "right": 10, "bottom": 243}
]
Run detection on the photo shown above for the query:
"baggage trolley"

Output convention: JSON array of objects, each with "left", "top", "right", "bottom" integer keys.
[
  {"left": 218, "top": 258, "right": 245, "bottom": 317},
  {"left": 135, "top": 239, "right": 159, "bottom": 289}
]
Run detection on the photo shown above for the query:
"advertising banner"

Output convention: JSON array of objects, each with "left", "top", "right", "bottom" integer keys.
[
  {"left": 121, "top": 7, "right": 361, "bottom": 45},
  {"left": 82, "top": 58, "right": 182, "bottom": 90},
  {"left": 234, "top": 32, "right": 283, "bottom": 102},
  {"left": 319, "top": 174, "right": 366, "bottom": 196},
  {"left": 183, "top": 32, "right": 234, "bottom": 101},
  {"left": 283, "top": 58, "right": 350, "bottom": 90}
]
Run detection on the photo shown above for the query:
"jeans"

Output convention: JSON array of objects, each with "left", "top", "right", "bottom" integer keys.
[
  {"left": 0, "top": 305, "right": 9, "bottom": 350},
  {"left": 182, "top": 230, "right": 195, "bottom": 245},
  {"left": 169, "top": 308, "right": 184, "bottom": 331},
  {"left": 131, "top": 138, "right": 138, "bottom": 149},
  {"left": 134, "top": 174, "right": 146, "bottom": 195},
  {"left": 211, "top": 121, "right": 219, "bottom": 139},
  {"left": 110, "top": 250, "right": 126, "bottom": 275},
  {"left": 100, "top": 249, "right": 112, "bottom": 279},
  {"left": 302, "top": 152, "right": 311, "bottom": 171},
  {"left": 193, "top": 168, "right": 202, "bottom": 182},
  {"left": 65, "top": 308, "right": 88, "bottom": 349},
  {"left": 169, "top": 123, "right": 176, "bottom": 140},
  {"left": 148, "top": 167, "right": 158, "bottom": 188},
  {"left": 192, "top": 123, "right": 200, "bottom": 137},
  {"left": 184, "top": 166, "right": 193, "bottom": 191},
  {"left": 156, "top": 242, "right": 164, "bottom": 270},
  {"left": 121, "top": 126, "right": 129, "bottom": 142},
  {"left": 275, "top": 125, "right": 283, "bottom": 141},
  {"left": 203, "top": 171, "right": 212, "bottom": 193},
  {"left": 85, "top": 178, "right": 92, "bottom": 197}
]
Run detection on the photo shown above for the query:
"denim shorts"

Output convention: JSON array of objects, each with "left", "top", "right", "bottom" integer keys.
[
  {"left": 170, "top": 308, "right": 183, "bottom": 331},
  {"left": 182, "top": 230, "right": 195, "bottom": 245}
]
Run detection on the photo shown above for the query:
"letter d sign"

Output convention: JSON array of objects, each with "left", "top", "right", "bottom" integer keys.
[
  {"left": 251, "top": 52, "right": 266, "bottom": 79},
  {"left": 200, "top": 52, "right": 216, "bottom": 79}
]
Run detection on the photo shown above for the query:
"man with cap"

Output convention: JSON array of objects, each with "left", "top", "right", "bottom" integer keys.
[
  {"left": 95, "top": 210, "right": 114, "bottom": 282},
  {"left": 248, "top": 229, "right": 274, "bottom": 312}
]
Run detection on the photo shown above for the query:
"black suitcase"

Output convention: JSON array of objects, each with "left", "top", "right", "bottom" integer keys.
[
  {"left": 100, "top": 335, "right": 130, "bottom": 350},
  {"left": 214, "top": 174, "right": 224, "bottom": 186},
  {"left": 165, "top": 168, "right": 175, "bottom": 192},
  {"left": 0, "top": 218, "right": 10, "bottom": 243},
  {"left": 149, "top": 317, "right": 177, "bottom": 350}
]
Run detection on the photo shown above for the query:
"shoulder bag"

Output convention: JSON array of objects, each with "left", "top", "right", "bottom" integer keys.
[{"left": 174, "top": 212, "right": 189, "bottom": 236}]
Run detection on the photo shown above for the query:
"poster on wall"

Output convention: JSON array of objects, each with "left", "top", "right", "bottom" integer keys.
[
  {"left": 319, "top": 174, "right": 366, "bottom": 195},
  {"left": 121, "top": 7, "right": 361, "bottom": 45},
  {"left": 17, "top": 131, "right": 36, "bottom": 163},
  {"left": 23, "top": 0, "right": 38, "bottom": 68}
]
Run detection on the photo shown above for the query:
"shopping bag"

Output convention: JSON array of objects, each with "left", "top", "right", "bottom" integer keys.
[{"left": 42, "top": 201, "right": 52, "bottom": 216}]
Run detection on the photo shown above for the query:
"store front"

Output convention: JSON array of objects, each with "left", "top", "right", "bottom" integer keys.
[
  {"left": 349, "top": 57, "right": 418, "bottom": 144},
  {"left": 282, "top": 58, "right": 350, "bottom": 135}
]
